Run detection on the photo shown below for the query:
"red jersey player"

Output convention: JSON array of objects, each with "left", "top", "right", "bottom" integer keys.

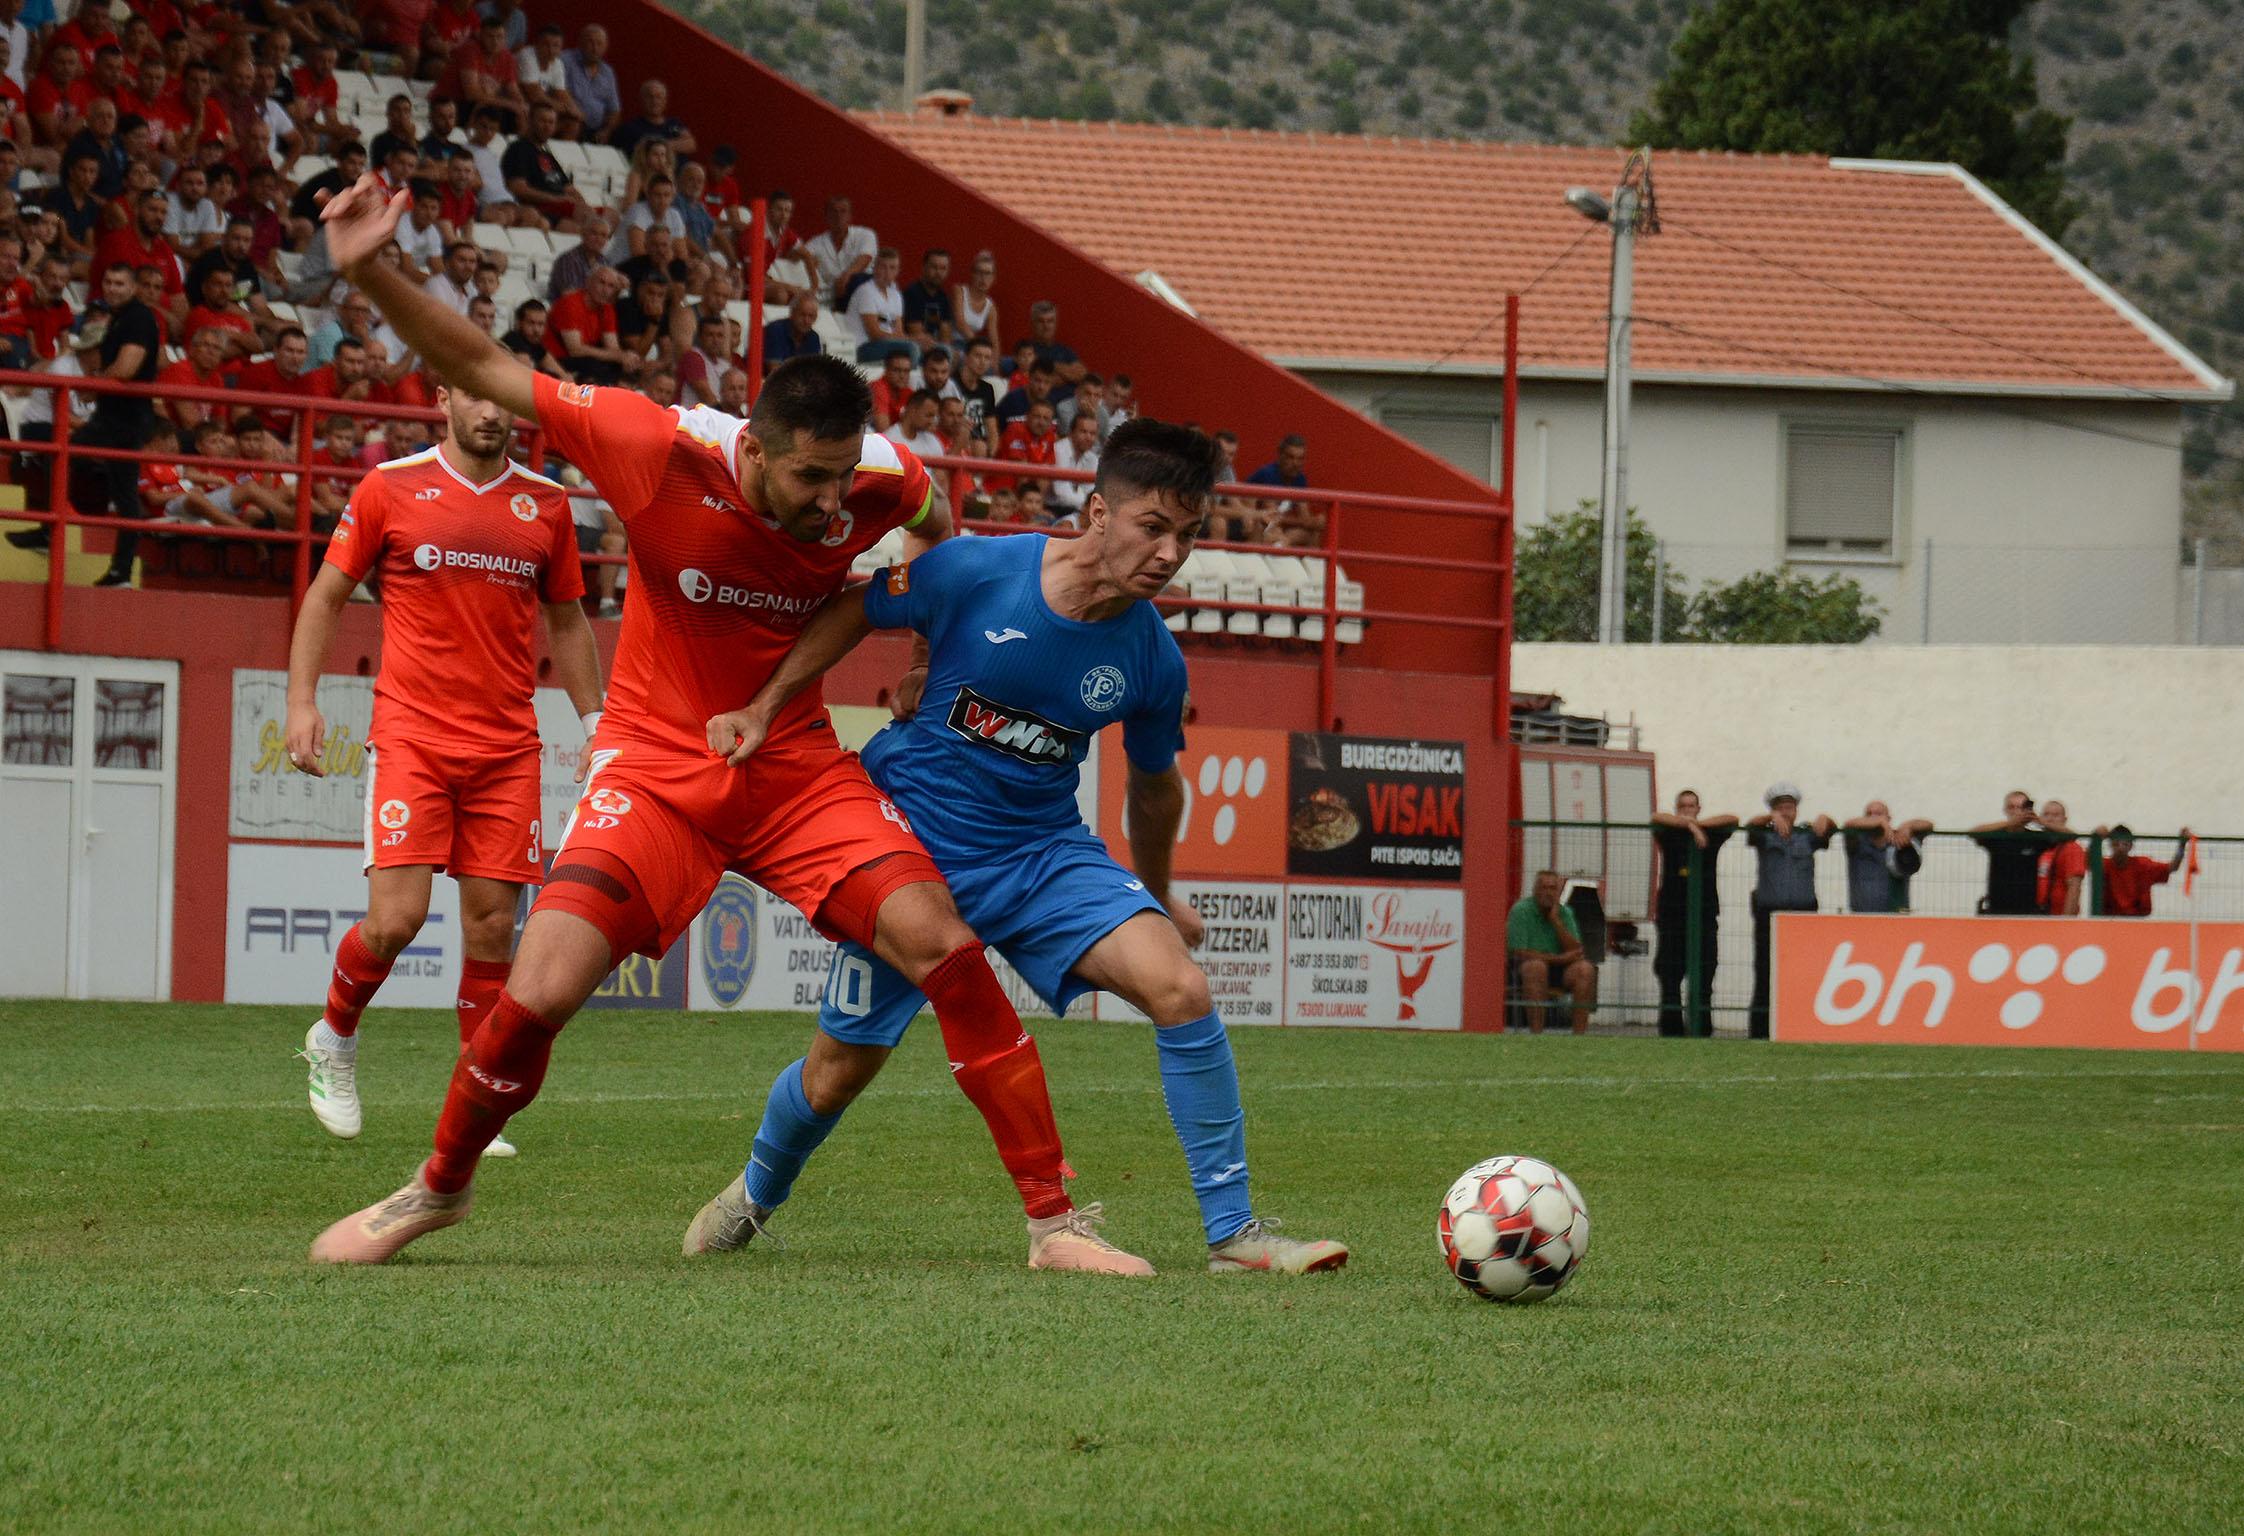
[
  {"left": 284, "top": 383, "right": 606, "bottom": 1156},
  {"left": 306, "top": 175, "right": 1148, "bottom": 1276}
]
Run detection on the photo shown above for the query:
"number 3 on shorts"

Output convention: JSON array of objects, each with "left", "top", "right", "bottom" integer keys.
[{"left": 824, "top": 952, "right": 873, "bottom": 1018}]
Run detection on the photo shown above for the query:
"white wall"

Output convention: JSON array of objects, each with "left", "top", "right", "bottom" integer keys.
[
  {"left": 1513, "top": 642, "right": 2242, "bottom": 833},
  {"left": 1303, "top": 369, "right": 2189, "bottom": 643}
]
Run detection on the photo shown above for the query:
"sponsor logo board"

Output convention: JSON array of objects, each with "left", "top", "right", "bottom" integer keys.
[
  {"left": 1283, "top": 882, "right": 1465, "bottom": 1029},
  {"left": 1097, "top": 727, "right": 1288, "bottom": 880},
  {"left": 1285, "top": 732, "right": 1465, "bottom": 883},
  {"left": 225, "top": 843, "right": 458, "bottom": 1005},
  {"left": 1775, "top": 914, "right": 2244, "bottom": 1051}
]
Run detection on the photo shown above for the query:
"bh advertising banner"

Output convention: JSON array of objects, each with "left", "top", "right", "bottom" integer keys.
[{"left": 1774, "top": 914, "right": 2244, "bottom": 1051}]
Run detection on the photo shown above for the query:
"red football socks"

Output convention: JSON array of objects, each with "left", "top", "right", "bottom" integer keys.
[
  {"left": 924, "top": 943, "right": 1072, "bottom": 1219},
  {"left": 322, "top": 924, "right": 393, "bottom": 1037},
  {"left": 456, "top": 958, "right": 512, "bottom": 1045},
  {"left": 425, "top": 992, "right": 560, "bottom": 1193}
]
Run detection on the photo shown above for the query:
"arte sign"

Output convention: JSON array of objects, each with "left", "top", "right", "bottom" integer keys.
[
  {"left": 225, "top": 843, "right": 458, "bottom": 1005},
  {"left": 1774, "top": 914, "right": 2244, "bottom": 1051},
  {"left": 1284, "top": 733, "right": 1465, "bottom": 883}
]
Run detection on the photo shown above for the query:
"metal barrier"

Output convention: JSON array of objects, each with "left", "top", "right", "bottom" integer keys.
[
  {"left": 3, "top": 317, "right": 1519, "bottom": 735},
  {"left": 1511, "top": 818, "right": 2231, "bottom": 1036}
]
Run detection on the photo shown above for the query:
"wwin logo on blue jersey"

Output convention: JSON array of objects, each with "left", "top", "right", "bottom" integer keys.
[
  {"left": 945, "top": 686, "right": 1082, "bottom": 764},
  {"left": 699, "top": 876, "right": 758, "bottom": 1008}
]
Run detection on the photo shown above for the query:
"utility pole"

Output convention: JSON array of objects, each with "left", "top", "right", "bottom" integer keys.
[
  {"left": 1566, "top": 152, "right": 1657, "bottom": 644},
  {"left": 903, "top": 0, "right": 926, "bottom": 107}
]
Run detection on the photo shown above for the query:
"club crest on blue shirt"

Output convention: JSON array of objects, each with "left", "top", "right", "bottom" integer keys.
[{"left": 1079, "top": 665, "right": 1127, "bottom": 712}]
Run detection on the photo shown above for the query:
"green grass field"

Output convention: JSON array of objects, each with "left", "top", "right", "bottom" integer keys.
[{"left": 3, "top": 1001, "right": 2241, "bottom": 1534}]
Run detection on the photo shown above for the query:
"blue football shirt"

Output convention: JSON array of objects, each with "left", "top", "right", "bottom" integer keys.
[{"left": 858, "top": 533, "right": 1187, "bottom": 860}]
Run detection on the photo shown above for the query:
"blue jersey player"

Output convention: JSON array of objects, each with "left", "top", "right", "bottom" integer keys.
[{"left": 684, "top": 420, "right": 1348, "bottom": 1275}]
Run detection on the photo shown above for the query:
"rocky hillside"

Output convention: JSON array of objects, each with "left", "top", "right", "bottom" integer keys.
[{"left": 678, "top": 0, "right": 2244, "bottom": 523}]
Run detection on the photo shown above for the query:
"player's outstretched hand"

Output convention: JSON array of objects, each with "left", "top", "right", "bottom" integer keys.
[
  {"left": 318, "top": 172, "right": 411, "bottom": 274},
  {"left": 1166, "top": 894, "right": 1205, "bottom": 949},
  {"left": 706, "top": 708, "right": 768, "bottom": 766},
  {"left": 890, "top": 663, "right": 928, "bottom": 720},
  {"left": 286, "top": 700, "right": 327, "bottom": 777}
]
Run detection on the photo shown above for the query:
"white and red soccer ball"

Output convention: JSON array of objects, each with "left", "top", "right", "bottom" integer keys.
[{"left": 1438, "top": 1155, "right": 1590, "bottom": 1303}]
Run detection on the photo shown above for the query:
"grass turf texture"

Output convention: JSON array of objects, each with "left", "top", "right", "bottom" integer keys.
[{"left": 3, "top": 1002, "right": 2241, "bottom": 1534}]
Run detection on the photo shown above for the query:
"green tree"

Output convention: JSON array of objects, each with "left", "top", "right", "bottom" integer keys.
[
  {"left": 1629, "top": 0, "right": 2075, "bottom": 235},
  {"left": 1513, "top": 503, "right": 1884, "bottom": 643},
  {"left": 1513, "top": 505, "right": 1690, "bottom": 643},
  {"left": 1683, "top": 568, "right": 1884, "bottom": 643}
]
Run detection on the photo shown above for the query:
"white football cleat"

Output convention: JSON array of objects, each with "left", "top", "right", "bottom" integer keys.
[
  {"left": 299, "top": 1022, "right": 361, "bottom": 1139},
  {"left": 682, "top": 1172, "right": 778, "bottom": 1255},
  {"left": 1208, "top": 1216, "right": 1350, "bottom": 1274},
  {"left": 484, "top": 1133, "right": 518, "bottom": 1158}
]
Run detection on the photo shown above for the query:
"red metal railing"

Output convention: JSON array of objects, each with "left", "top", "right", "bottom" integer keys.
[{"left": 4, "top": 293, "right": 1519, "bottom": 731}]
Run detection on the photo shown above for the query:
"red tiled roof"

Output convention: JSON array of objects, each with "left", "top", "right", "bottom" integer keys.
[{"left": 863, "top": 115, "right": 2229, "bottom": 400}]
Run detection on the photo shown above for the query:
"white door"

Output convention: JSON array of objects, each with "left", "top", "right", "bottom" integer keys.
[{"left": 0, "top": 651, "right": 178, "bottom": 999}]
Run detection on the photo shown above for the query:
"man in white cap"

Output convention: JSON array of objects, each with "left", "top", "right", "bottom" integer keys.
[{"left": 1744, "top": 782, "right": 1833, "bottom": 1039}]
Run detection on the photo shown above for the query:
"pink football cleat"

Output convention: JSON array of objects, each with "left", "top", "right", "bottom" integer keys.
[
  {"left": 308, "top": 1163, "right": 472, "bottom": 1264},
  {"left": 1026, "top": 1202, "right": 1156, "bottom": 1277}
]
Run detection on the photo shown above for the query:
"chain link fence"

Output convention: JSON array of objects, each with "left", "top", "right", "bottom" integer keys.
[{"left": 1511, "top": 821, "right": 2241, "bottom": 1036}]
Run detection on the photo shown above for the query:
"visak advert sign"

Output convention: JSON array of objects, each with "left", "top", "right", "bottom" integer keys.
[{"left": 1284, "top": 733, "right": 1465, "bottom": 883}]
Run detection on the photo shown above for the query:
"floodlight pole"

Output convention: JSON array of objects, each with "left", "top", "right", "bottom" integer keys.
[
  {"left": 902, "top": 0, "right": 926, "bottom": 106},
  {"left": 1596, "top": 184, "right": 1638, "bottom": 646}
]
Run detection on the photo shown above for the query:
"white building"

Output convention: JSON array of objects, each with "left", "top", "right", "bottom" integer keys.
[{"left": 869, "top": 118, "right": 2233, "bottom": 644}]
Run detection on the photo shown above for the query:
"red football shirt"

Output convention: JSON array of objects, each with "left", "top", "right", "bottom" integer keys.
[
  {"left": 2102, "top": 854, "right": 2173, "bottom": 917},
  {"left": 530, "top": 372, "right": 932, "bottom": 753},
  {"left": 94, "top": 228, "right": 183, "bottom": 294},
  {"left": 546, "top": 289, "right": 615, "bottom": 361},
  {"left": 324, "top": 444, "right": 585, "bottom": 753},
  {"left": 2036, "top": 839, "right": 2088, "bottom": 914},
  {"left": 290, "top": 68, "right": 339, "bottom": 114}
]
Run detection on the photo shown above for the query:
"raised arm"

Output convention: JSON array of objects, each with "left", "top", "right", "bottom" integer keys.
[
  {"left": 705, "top": 584, "right": 874, "bottom": 765},
  {"left": 283, "top": 561, "right": 357, "bottom": 775},
  {"left": 321, "top": 174, "right": 535, "bottom": 417}
]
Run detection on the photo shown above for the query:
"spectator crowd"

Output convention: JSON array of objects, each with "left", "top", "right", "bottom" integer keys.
[
  {"left": 1510, "top": 784, "right": 2199, "bottom": 1040},
  {"left": 0, "top": 0, "right": 1318, "bottom": 592}
]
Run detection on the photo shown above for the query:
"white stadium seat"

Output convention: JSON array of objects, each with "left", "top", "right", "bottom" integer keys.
[
  {"left": 1224, "top": 553, "right": 1264, "bottom": 637},
  {"left": 503, "top": 226, "right": 551, "bottom": 258},
  {"left": 1187, "top": 549, "right": 1230, "bottom": 635}
]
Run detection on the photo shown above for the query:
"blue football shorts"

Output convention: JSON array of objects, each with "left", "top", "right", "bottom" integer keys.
[{"left": 817, "top": 828, "right": 1166, "bottom": 1047}]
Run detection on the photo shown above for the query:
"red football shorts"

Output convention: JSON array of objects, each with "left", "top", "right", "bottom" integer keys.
[
  {"left": 364, "top": 737, "right": 547, "bottom": 884},
  {"left": 533, "top": 719, "right": 934, "bottom": 960}
]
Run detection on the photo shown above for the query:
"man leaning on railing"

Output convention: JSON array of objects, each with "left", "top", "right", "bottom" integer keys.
[
  {"left": 5, "top": 260, "right": 160, "bottom": 586},
  {"left": 1745, "top": 783, "right": 1834, "bottom": 1040},
  {"left": 1650, "top": 788, "right": 1737, "bottom": 1037}
]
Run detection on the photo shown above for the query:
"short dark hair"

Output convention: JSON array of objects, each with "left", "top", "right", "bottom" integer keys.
[
  {"left": 1029, "top": 358, "right": 1055, "bottom": 378},
  {"left": 513, "top": 299, "right": 546, "bottom": 322},
  {"left": 751, "top": 354, "right": 871, "bottom": 450},
  {"left": 334, "top": 337, "right": 366, "bottom": 355},
  {"left": 922, "top": 246, "right": 948, "bottom": 262},
  {"left": 276, "top": 325, "right": 308, "bottom": 345},
  {"left": 905, "top": 388, "right": 936, "bottom": 410},
  {"left": 387, "top": 92, "right": 412, "bottom": 109},
  {"left": 444, "top": 241, "right": 476, "bottom": 260},
  {"left": 2109, "top": 824, "right": 2134, "bottom": 841},
  {"left": 1279, "top": 433, "right": 1308, "bottom": 451},
  {"left": 1094, "top": 417, "right": 1221, "bottom": 522},
  {"left": 336, "top": 141, "right": 367, "bottom": 161}
]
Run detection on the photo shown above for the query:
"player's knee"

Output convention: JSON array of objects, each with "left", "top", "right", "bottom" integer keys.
[
  {"left": 357, "top": 909, "right": 425, "bottom": 960},
  {"left": 1144, "top": 965, "right": 1212, "bottom": 1027},
  {"left": 461, "top": 905, "right": 517, "bottom": 959}
]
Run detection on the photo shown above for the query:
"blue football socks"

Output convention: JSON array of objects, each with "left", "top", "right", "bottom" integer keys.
[
  {"left": 1153, "top": 1010, "right": 1253, "bottom": 1244},
  {"left": 744, "top": 1057, "right": 842, "bottom": 1211}
]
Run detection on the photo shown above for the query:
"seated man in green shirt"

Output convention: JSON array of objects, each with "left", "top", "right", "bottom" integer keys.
[{"left": 1506, "top": 869, "right": 1595, "bottom": 1034}]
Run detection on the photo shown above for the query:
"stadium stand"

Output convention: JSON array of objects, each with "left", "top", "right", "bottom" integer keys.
[{"left": 0, "top": 0, "right": 1386, "bottom": 649}]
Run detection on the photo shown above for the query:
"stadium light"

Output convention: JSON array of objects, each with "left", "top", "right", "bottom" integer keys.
[
  {"left": 1564, "top": 187, "right": 1611, "bottom": 223},
  {"left": 1566, "top": 155, "right": 1656, "bottom": 644}
]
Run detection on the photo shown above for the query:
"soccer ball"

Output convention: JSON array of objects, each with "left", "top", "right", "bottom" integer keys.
[{"left": 1438, "top": 1156, "right": 1590, "bottom": 1302}]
